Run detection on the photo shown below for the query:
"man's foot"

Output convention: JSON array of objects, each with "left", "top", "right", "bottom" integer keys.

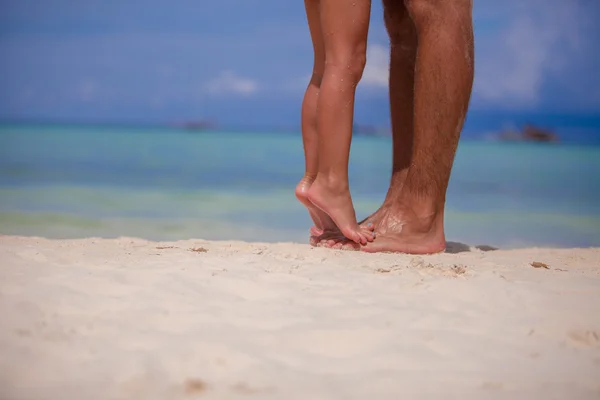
[
  {"left": 359, "top": 202, "right": 391, "bottom": 228},
  {"left": 361, "top": 203, "right": 446, "bottom": 254},
  {"left": 307, "top": 178, "right": 374, "bottom": 245},
  {"left": 296, "top": 176, "right": 338, "bottom": 236}
]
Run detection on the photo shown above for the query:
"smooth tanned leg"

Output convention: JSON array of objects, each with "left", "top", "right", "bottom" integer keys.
[
  {"left": 306, "top": 0, "right": 375, "bottom": 245},
  {"left": 297, "top": 0, "right": 339, "bottom": 239},
  {"left": 362, "top": 0, "right": 417, "bottom": 225},
  {"left": 317, "top": 0, "right": 417, "bottom": 250}
]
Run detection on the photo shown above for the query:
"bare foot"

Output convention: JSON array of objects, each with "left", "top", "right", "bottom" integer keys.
[
  {"left": 295, "top": 176, "right": 338, "bottom": 237},
  {"left": 314, "top": 202, "right": 387, "bottom": 249},
  {"left": 314, "top": 179, "right": 406, "bottom": 249},
  {"left": 359, "top": 202, "right": 390, "bottom": 228},
  {"left": 308, "top": 228, "right": 352, "bottom": 249},
  {"left": 361, "top": 204, "right": 446, "bottom": 254},
  {"left": 309, "top": 229, "right": 342, "bottom": 247},
  {"left": 307, "top": 178, "right": 374, "bottom": 245}
]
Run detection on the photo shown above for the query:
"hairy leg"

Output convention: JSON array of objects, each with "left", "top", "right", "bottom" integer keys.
[
  {"left": 296, "top": 0, "right": 338, "bottom": 237},
  {"left": 363, "top": 0, "right": 475, "bottom": 254},
  {"left": 306, "top": 0, "right": 374, "bottom": 245},
  {"left": 362, "top": 0, "right": 417, "bottom": 225}
]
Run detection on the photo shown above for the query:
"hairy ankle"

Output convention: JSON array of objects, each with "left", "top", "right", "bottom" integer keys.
[
  {"left": 398, "top": 186, "right": 442, "bottom": 214},
  {"left": 387, "top": 194, "right": 444, "bottom": 232},
  {"left": 410, "top": 211, "right": 442, "bottom": 235}
]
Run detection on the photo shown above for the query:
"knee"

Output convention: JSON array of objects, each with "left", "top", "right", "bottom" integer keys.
[
  {"left": 404, "top": 0, "right": 471, "bottom": 29},
  {"left": 325, "top": 46, "right": 367, "bottom": 85},
  {"left": 310, "top": 70, "right": 324, "bottom": 87},
  {"left": 311, "top": 56, "right": 325, "bottom": 86},
  {"left": 384, "top": 3, "right": 415, "bottom": 48}
]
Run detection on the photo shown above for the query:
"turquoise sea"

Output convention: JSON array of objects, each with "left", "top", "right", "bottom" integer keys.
[{"left": 1, "top": 124, "right": 599, "bottom": 248}]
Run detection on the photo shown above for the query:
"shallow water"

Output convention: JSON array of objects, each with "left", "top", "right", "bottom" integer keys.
[{"left": 1, "top": 124, "right": 599, "bottom": 248}]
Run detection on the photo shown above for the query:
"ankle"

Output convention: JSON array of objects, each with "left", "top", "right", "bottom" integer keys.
[
  {"left": 394, "top": 193, "right": 443, "bottom": 226},
  {"left": 314, "top": 173, "right": 349, "bottom": 193},
  {"left": 396, "top": 207, "right": 444, "bottom": 238}
]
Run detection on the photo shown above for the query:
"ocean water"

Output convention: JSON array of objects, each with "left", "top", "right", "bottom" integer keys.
[{"left": 1, "top": 124, "right": 599, "bottom": 249}]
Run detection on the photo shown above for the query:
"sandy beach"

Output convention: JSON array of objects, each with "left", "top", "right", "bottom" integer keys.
[{"left": 1, "top": 235, "right": 599, "bottom": 399}]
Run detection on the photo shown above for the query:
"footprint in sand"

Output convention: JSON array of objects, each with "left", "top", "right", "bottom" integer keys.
[{"left": 567, "top": 330, "right": 600, "bottom": 348}]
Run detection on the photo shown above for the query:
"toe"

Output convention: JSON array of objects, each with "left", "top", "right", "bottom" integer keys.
[
  {"left": 309, "top": 226, "right": 323, "bottom": 236},
  {"left": 324, "top": 239, "right": 336, "bottom": 247},
  {"left": 356, "top": 231, "right": 367, "bottom": 245},
  {"left": 362, "top": 229, "right": 375, "bottom": 242},
  {"left": 341, "top": 241, "right": 360, "bottom": 251},
  {"left": 330, "top": 236, "right": 350, "bottom": 248},
  {"left": 346, "top": 232, "right": 360, "bottom": 245},
  {"left": 360, "top": 221, "right": 375, "bottom": 230},
  {"left": 309, "top": 235, "right": 320, "bottom": 247},
  {"left": 359, "top": 225, "right": 375, "bottom": 243}
]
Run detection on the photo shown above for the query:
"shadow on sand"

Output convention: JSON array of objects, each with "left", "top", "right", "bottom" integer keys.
[{"left": 445, "top": 241, "right": 499, "bottom": 254}]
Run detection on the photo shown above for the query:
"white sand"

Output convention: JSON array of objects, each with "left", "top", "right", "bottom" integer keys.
[{"left": 1, "top": 235, "right": 599, "bottom": 400}]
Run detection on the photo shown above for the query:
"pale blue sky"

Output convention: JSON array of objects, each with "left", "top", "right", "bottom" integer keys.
[{"left": 1, "top": 0, "right": 599, "bottom": 132}]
